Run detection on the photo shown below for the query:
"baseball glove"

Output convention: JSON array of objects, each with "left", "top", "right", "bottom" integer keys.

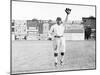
[{"left": 65, "top": 8, "right": 71, "bottom": 15}]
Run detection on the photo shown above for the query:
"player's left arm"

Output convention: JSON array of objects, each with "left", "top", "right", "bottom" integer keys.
[
  {"left": 63, "top": 14, "right": 68, "bottom": 26},
  {"left": 63, "top": 8, "right": 71, "bottom": 26},
  {"left": 47, "top": 26, "right": 54, "bottom": 40}
]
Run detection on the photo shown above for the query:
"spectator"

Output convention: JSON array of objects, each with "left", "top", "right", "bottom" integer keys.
[{"left": 85, "top": 25, "right": 92, "bottom": 40}]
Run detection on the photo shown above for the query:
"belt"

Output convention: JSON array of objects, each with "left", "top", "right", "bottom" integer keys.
[{"left": 54, "top": 35, "right": 63, "bottom": 38}]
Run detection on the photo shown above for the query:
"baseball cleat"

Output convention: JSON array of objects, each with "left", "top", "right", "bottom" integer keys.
[
  {"left": 60, "top": 60, "right": 64, "bottom": 66},
  {"left": 54, "top": 62, "right": 58, "bottom": 67}
]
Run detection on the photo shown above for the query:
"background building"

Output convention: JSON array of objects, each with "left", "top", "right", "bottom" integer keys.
[
  {"left": 82, "top": 16, "right": 96, "bottom": 29},
  {"left": 82, "top": 16, "right": 96, "bottom": 39},
  {"left": 27, "top": 19, "right": 39, "bottom": 40},
  {"left": 12, "top": 19, "right": 87, "bottom": 40},
  {"left": 14, "top": 20, "right": 27, "bottom": 40},
  {"left": 64, "top": 24, "right": 84, "bottom": 40}
]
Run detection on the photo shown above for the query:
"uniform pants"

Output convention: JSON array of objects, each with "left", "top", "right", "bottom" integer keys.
[{"left": 53, "top": 37, "right": 66, "bottom": 53}]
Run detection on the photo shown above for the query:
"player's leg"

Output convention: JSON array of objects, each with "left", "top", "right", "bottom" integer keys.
[
  {"left": 53, "top": 38, "right": 58, "bottom": 66},
  {"left": 60, "top": 37, "right": 66, "bottom": 66},
  {"left": 54, "top": 51, "right": 58, "bottom": 66},
  {"left": 53, "top": 38, "right": 60, "bottom": 66},
  {"left": 60, "top": 52, "right": 65, "bottom": 66}
]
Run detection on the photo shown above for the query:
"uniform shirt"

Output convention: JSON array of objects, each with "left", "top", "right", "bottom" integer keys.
[{"left": 49, "top": 24, "right": 65, "bottom": 37}]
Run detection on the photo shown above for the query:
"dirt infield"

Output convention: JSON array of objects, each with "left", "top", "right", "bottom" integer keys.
[{"left": 12, "top": 40, "right": 96, "bottom": 74}]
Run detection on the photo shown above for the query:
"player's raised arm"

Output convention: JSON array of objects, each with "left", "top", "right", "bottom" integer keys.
[
  {"left": 63, "top": 8, "right": 71, "bottom": 25},
  {"left": 64, "top": 14, "right": 68, "bottom": 23}
]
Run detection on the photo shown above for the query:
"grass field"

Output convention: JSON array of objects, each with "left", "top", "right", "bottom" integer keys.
[{"left": 12, "top": 40, "right": 96, "bottom": 74}]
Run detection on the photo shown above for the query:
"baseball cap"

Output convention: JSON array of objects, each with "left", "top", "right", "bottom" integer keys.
[{"left": 56, "top": 17, "right": 62, "bottom": 21}]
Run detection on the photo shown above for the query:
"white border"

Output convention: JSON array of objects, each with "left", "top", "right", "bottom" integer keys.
[{"left": 0, "top": 0, "right": 99, "bottom": 75}]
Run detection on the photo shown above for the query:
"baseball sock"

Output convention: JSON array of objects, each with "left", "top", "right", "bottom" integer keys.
[
  {"left": 54, "top": 52, "right": 58, "bottom": 63},
  {"left": 60, "top": 52, "right": 64, "bottom": 62}
]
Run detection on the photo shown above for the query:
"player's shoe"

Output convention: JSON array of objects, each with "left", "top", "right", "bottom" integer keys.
[
  {"left": 60, "top": 60, "right": 64, "bottom": 66},
  {"left": 54, "top": 62, "right": 58, "bottom": 67}
]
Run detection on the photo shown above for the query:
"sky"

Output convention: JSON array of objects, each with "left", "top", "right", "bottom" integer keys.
[{"left": 12, "top": 1, "right": 95, "bottom": 21}]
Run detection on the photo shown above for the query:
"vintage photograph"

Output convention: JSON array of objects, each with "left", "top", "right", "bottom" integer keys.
[{"left": 11, "top": 0, "right": 96, "bottom": 74}]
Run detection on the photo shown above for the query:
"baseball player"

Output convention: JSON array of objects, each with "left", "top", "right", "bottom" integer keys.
[{"left": 48, "top": 8, "right": 71, "bottom": 67}]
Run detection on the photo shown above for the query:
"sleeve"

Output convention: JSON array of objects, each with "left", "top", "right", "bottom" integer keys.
[
  {"left": 63, "top": 21, "right": 66, "bottom": 26},
  {"left": 62, "top": 22, "right": 66, "bottom": 30}
]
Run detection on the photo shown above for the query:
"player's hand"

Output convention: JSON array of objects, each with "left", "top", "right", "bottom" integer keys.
[{"left": 48, "top": 37, "right": 52, "bottom": 40}]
